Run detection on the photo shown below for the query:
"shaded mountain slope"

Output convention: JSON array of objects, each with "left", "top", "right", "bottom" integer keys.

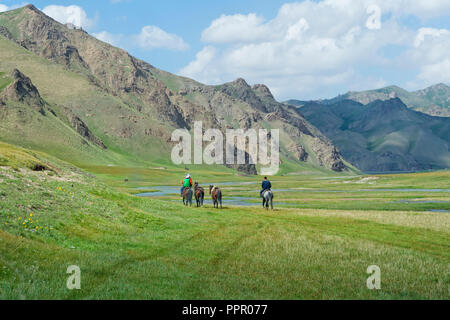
[
  {"left": 298, "top": 98, "right": 450, "bottom": 172},
  {"left": 288, "top": 84, "right": 450, "bottom": 117}
]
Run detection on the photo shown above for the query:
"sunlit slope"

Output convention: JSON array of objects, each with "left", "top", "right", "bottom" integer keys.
[
  {"left": 0, "top": 5, "right": 351, "bottom": 175},
  {"left": 0, "top": 35, "right": 173, "bottom": 167}
]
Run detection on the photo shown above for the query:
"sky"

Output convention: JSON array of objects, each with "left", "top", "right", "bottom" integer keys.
[{"left": 0, "top": 0, "right": 449, "bottom": 100}]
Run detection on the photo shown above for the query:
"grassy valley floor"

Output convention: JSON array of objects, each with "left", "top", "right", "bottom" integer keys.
[{"left": 0, "top": 142, "right": 449, "bottom": 299}]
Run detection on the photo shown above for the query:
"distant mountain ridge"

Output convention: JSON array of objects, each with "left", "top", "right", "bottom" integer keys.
[
  {"left": 0, "top": 5, "right": 350, "bottom": 174},
  {"left": 287, "top": 83, "right": 450, "bottom": 117}
]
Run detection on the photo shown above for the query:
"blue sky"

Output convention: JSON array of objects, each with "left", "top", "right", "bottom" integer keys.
[{"left": 1, "top": 0, "right": 449, "bottom": 100}]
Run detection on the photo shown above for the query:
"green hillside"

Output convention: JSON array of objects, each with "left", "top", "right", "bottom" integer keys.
[
  {"left": 0, "top": 72, "right": 12, "bottom": 92},
  {"left": 0, "top": 5, "right": 351, "bottom": 176}
]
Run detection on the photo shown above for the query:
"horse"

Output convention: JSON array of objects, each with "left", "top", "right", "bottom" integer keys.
[
  {"left": 262, "top": 190, "right": 274, "bottom": 210},
  {"left": 182, "top": 187, "right": 193, "bottom": 206},
  {"left": 194, "top": 182, "right": 205, "bottom": 207},
  {"left": 209, "top": 185, "right": 222, "bottom": 209}
]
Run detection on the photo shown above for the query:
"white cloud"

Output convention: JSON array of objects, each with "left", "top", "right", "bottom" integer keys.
[
  {"left": 92, "top": 31, "right": 123, "bottom": 47},
  {"left": 94, "top": 26, "right": 188, "bottom": 52},
  {"left": 381, "top": 0, "right": 450, "bottom": 20},
  {"left": 405, "top": 27, "right": 450, "bottom": 88},
  {"left": 201, "top": 13, "right": 269, "bottom": 44},
  {"left": 417, "top": 59, "right": 450, "bottom": 84},
  {"left": 0, "top": 4, "right": 9, "bottom": 13},
  {"left": 180, "top": 46, "right": 218, "bottom": 82},
  {"left": 180, "top": 0, "right": 450, "bottom": 100},
  {"left": 135, "top": 26, "right": 188, "bottom": 51},
  {"left": 42, "top": 5, "right": 95, "bottom": 29}
]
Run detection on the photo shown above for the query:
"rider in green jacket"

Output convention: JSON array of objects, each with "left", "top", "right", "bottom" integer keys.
[{"left": 181, "top": 174, "right": 193, "bottom": 196}]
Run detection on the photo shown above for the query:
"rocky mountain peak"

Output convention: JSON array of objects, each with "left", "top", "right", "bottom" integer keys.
[
  {"left": 367, "top": 98, "right": 408, "bottom": 112},
  {"left": 421, "top": 83, "right": 449, "bottom": 92},
  {"left": 24, "top": 4, "right": 39, "bottom": 12},
  {"left": 434, "top": 83, "right": 449, "bottom": 89},
  {"left": 232, "top": 78, "right": 251, "bottom": 88},
  {"left": 252, "top": 84, "right": 274, "bottom": 100},
  {"left": 21, "top": 4, "right": 49, "bottom": 19}
]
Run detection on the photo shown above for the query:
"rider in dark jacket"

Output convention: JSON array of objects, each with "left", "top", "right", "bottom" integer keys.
[{"left": 260, "top": 177, "right": 272, "bottom": 198}]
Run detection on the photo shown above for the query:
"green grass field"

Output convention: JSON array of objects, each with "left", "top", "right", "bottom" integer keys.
[{"left": 0, "top": 142, "right": 449, "bottom": 299}]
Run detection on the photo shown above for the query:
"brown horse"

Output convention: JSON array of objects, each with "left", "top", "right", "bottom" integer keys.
[
  {"left": 194, "top": 182, "right": 204, "bottom": 207},
  {"left": 209, "top": 185, "right": 222, "bottom": 209},
  {"left": 182, "top": 187, "right": 193, "bottom": 206}
]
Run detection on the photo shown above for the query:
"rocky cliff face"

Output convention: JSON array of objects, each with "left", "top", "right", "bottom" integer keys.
[
  {"left": 0, "top": 67, "right": 106, "bottom": 150},
  {"left": 1, "top": 69, "right": 44, "bottom": 114},
  {"left": 64, "top": 108, "right": 107, "bottom": 149},
  {"left": 215, "top": 78, "right": 346, "bottom": 171},
  {"left": 0, "top": 5, "right": 350, "bottom": 174}
]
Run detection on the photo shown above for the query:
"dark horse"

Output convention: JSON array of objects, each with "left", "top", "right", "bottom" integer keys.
[
  {"left": 209, "top": 185, "right": 222, "bottom": 209},
  {"left": 194, "top": 182, "right": 205, "bottom": 207},
  {"left": 182, "top": 187, "right": 193, "bottom": 206},
  {"left": 262, "top": 190, "right": 274, "bottom": 210}
]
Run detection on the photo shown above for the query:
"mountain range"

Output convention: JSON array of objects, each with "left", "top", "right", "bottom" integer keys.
[
  {"left": 0, "top": 5, "right": 350, "bottom": 176},
  {"left": 0, "top": 5, "right": 448, "bottom": 175},
  {"left": 286, "top": 83, "right": 450, "bottom": 117},
  {"left": 295, "top": 98, "right": 450, "bottom": 172}
]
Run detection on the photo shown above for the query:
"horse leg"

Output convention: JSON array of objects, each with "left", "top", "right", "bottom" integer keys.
[{"left": 270, "top": 198, "right": 273, "bottom": 210}]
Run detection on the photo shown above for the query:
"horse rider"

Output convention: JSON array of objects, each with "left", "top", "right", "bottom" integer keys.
[
  {"left": 181, "top": 174, "right": 193, "bottom": 196},
  {"left": 260, "top": 176, "right": 272, "bottom": 198}
]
